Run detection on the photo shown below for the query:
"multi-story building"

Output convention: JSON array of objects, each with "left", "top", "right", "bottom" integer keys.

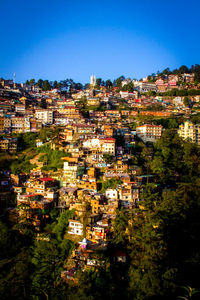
[
  {"left": 136, "top": 124, "right": 163, "bottom": 143},
  {"left": 63, "top": 157, "right": 85, "bottom": 185},
  {"left": 4, "top": 115, "right": 12, "bottom": 132},
  {"left": 178, "top": 121, "right": 200, "bottom": 145},
  {"left": 0, "top": 137, "right": 18, "bottom": 153},
  {"left": 0, "top": 116, "right": 4, "bottom": 132},
  {"left": 101, "top": 138, "right": 115, "bottom": 155},
  {"left": 68, "top": 219, "right": 83, "bottom": 236},
  {"left": 11, "top": 116, "right": 25, "bottom": 132},
  {"left": 133, "top": 81, "right": 157, "bottom": 93},
  {"left": 35, "top": 109, "right": 54, "bottom": 125}
]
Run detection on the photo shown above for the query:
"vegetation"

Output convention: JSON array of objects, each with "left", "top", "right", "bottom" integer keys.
[
  {"left": 38, "top": 144, "right": 69, "bottom": 171},
  {"left": 101, "top": 178, "right": 123, "bottom": 192}
]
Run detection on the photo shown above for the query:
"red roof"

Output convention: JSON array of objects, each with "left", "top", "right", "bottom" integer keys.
[{"left": 39, "top": 177, "right": 54, "bottom": 182}]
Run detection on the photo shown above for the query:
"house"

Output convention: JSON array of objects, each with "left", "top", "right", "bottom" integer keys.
[
  {"left": 35, "top": 109, "right": 54, "bottom": 125},
  {"left": 101, "top": 138, "right": 115, "bottom": 155},
  {"left": 86, "top": 224, "right": 109, "bottom": 243},
  {"left": 113, "top": 250, "right": 127, "bottom": 263},
  {"left": 0, "top": 137, "right": 18, "bottom": 153},
  {"left": 68, "top": 219, "right": 83, "bottom": 236},
  {"left": 63, "top": 157, "right": 85, "bottom": 185},
  {"left": 136, "top": 124, "right": 163, "bottom": 143},
  {"left": 178, "top": 121, "right": 200, "bottom": 145},
  {"left": 106, "top": 189, "right": 118, "bottom": 200}
]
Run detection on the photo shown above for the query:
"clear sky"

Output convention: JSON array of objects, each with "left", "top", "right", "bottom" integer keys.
[{"left": 1, "top": 0, "right": 200, "bottom": 84}]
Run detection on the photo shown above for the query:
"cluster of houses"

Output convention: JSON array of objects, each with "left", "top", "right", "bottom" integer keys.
[{"left": 1, "top": 75, "right": 200, "bottom": 280}]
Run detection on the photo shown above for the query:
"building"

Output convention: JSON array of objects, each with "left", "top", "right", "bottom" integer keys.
[
  {"left": 35, "top": 109, "right": 54, "bottom": 125},
  {"left": 101, "top": 138, "right": 115, "bottom": 155},
  {"left": 90, "top": 75, "right": 96, "bottom": 87},
  {"left": 177, "top": 121, "right": 200, "bottom": 145},
  {"left": 63, "top": 157, "right": 85, "bottom": 185},
  {"left": 0, "top": 116, "right": 4, "bottom": 132},
  {"left": 136, "top": 124, "right": 163, "bottom": 143},
  {"left": 133, "top": 82, "right": 157, "bottom": 93},
  {"left": 68, "top": 219, "right": 83, "bottom": 236},
  {"left": 0, "top": 137, "right": 18, "bottom": 153}
]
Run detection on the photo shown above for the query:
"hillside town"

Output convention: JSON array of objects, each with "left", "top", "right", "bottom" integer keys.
[{"left": 1, "top": 67, "right": 200, "bottom": 298}]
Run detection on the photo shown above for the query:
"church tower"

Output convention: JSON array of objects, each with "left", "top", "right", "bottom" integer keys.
[{"left": 90, "top": 75, "right": 96, "bottom": 87}]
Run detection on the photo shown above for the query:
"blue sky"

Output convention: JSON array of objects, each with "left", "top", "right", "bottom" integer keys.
[{"left": 0, "top": 0, "right": 200, "bottom": 84}]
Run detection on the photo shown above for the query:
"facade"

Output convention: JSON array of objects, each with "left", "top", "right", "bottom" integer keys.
[
  {"left": 0, "top": 137, "right": 18, "bottom": 152},
  {"left": 68, "top": 219, "right": 83, "bottom": 236},
  {"left": 136, "top": 124, "right": 163, "bottom": 143},
  {"left": 35, "top": 109, "right": 54, "bottom": 124},
  {"left": 63, "top": 157, "right": 85, "bottom": 184},
  {"left": 90, "top": 75, "right": 96, "bottom": 87},
  {"left": 178, "top": 121, "right": 200, "bottom": 145},
  {"left": 134, "top": 82, "right": 157, "bottom": 93}
]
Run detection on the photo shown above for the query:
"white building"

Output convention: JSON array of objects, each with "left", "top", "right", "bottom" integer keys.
[
  {"left": 68, "top": 220, "right": 83, "bottom": 236},
  {"left": 83, "top": 137, "right": 115, "bottom": 155},
  {"left": 136, "top": 124, "right": 163, "bottom": 143},
  {"left": 106, "top": 189, "right": 118, "bottom": 200},
  {"left": 133, "top": 81, "right": 157, "bottom": 93},
  {"left": 90, "top": 75, "right": 96, "bottom": 87},
  {"left": 35, "top": 109, "right": 53, "bottom": 125}
]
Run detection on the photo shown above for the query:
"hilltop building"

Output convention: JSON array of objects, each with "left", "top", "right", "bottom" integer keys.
[{"left": 178, "top": 121, "right": 200, "bottom": 145}]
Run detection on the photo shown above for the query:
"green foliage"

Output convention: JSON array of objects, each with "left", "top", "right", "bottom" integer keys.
[
  {"left": 31, "top": 239, "right": 64, "bottom": 298},
  {"left": 162, "top": 88, "right": 200, "bottom": 97},
  {"left": 42, "top": 80, "right": 51, "bottom": 91},
  {"left": 101, "top": 178, "right": 122, "bottom": 193},
  {"left": 190, "top": 113, "right": 200, "bottom": 124},
  {"left": 69, "top": 268, "right": 113, "bottom": 300},
  {"left": 37, "top": 143, "right": 69, "bottom": 171},
  {"left": 103, "top": 153, "right": 114, "bottom": 163},
  {"left": 0, "top": 221, "right": 34, "bottom": 300},
  {"left": 112, "top": 209, "right": 129, "bottom": 246},
  {"left": 183, "top": 96, "right": 190, "bottom": 107},
  {"left": 121, "top": 82, "right": 135, "bottom": 92},
  {"left": 38, "top": 127, "right": 55, "bottom": 142},
  {"left": 153, "top": 117, "right": 179, "bottom": 129},
  {"left": 10, "top": 154, "right": 36, "bottom": 174},
  {"left": 105, "top": 79, "right": 112, "bottom": 89},
  {"left": 52, "top": 209, "right": 75, "bottom": 241}
]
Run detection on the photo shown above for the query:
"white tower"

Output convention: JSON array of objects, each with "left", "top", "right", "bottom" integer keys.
[{"left": 90, "top": 75, "right": 96, "bottom": 87}]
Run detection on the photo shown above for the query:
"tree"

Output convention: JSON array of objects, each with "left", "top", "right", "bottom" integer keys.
[
  {"left": 179, "top": 65, "right": 189, "bottom": 74},
  {"left": 183, "top": 96, "right": 190, "bottom": 107},
  {"left": 31, "top": 239, "right": 64, "bottom": 299},
  {"left": 29, "top": 79, "right": 35, "bottom": 86},
  {"left": 112, "top": 209, "right": 129, "bottom": 246},
  {"left": 162, "top": 67, "right": 171, "bottom": 75},
  {"left": 52, "top": 209, "right": 75, "bottom": 241},
  {"left": 151, "top": 129, "right": 183, "bottom": 184},
  {"left": 178, "top": 286, "right": 200, "bottom": 300},
  {"left": 105, "top": 79, "right": 113, "bottom": 89},
  {"left": 96, "top": 78, "right": 103, "bottom": 87},
  {"left": 103, "top": 153, "right": 114, "bottom": 164},
  {"left": 53, "top": 80, "right": 58, "bottom": 88},
  {"left": 42, "top": 80, "right": 51, "bottom": 91},
  {"left": 115, "top": 76, "right": 125, "bottom": 87},
  {"left": 36, "top": 79, "right": 44, "bottom": 88}
]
